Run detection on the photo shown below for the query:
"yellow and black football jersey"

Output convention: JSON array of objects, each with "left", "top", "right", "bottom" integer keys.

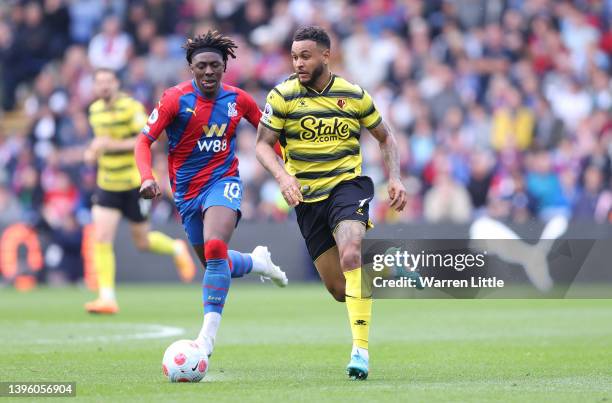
[
  {"left": 88, "top": 94, "right": 147, "bottom": 191},
  {"left": 261, "top": 74, "right": 382, "bottom": 202}
]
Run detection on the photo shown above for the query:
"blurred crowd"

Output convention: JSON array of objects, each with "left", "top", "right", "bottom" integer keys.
[{"left": 0, "top": 0, "right": 611, "bottom": 235}]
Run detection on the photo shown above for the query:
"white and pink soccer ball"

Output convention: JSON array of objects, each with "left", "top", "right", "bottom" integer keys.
[{"left": 162, "top": 340, "right": 208, "bottom": 382}]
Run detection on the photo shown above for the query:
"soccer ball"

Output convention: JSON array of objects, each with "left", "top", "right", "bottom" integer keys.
[{"left": 162, "top": 339, "right": 208, "bottom": 382}]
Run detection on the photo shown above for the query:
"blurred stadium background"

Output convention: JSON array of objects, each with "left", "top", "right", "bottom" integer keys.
[{"left": 0, "top": 0, "right": 611, "bottom": 286}]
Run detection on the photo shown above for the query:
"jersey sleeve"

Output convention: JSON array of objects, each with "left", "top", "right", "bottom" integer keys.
[
  {"left": 130, "top": 100, "right": 148, "bottom": 135},
  {"left": 260, "top": 88, "right": 287, "bottom": 132},
  {"left": 135, "top": 134, "right": 154, "bottom": 182},
  {"left": 357, "top": 88, "right": 382, "bottom": 129},
  {"left": 140, "top": 89, "right": 179, "bottom": 142},
  {"left": 237, "top": 89, "right": 262, "bottom": 128}
]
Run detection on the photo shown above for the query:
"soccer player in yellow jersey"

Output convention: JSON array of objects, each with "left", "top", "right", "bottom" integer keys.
[
  {"left": 255, "top": 26, "right": 407, "bottom": 380},
  {"left": 84, "top": 68, "right": 196, "bottom": 314}
]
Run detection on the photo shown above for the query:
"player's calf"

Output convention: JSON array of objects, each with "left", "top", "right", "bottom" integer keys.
[{"left": 323, "top": 281, "right": 346, "bottom": 302}]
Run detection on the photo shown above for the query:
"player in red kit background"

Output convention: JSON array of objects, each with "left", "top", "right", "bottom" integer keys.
[{"left": 134, "top": 31, "right": 288, "bottom": 360}]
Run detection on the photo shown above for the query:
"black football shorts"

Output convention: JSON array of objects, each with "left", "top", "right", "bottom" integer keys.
[
  {"left": 92, "top": 187, "right": 151, "bottom": 223},
  {"left": 295, "top": 176, "right": 374, "bottom": 261}
]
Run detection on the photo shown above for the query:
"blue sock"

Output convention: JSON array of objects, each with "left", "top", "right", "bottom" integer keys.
[
  {"left": 228, "top": 250, "right": 253, "bottom": 278},
  {"left": 202, "top": 258, "right": 231, "bottom": 315}
]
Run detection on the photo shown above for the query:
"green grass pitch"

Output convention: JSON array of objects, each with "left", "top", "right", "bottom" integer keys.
[{"left": 1, "top": 284, "right": 611, "bottom": 402}]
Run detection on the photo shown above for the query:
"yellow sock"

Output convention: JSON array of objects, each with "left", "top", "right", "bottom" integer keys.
[
  {"left": 344, "top": 267, "right": 372, "bottom": 350},
  {"left": 147, "top": 231, "right": 176, "bottom": 255},
  {"left": 94, "top": 242, "right": 115, "bottom": 291}
]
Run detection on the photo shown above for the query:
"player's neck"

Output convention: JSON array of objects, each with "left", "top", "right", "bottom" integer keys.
[
  {"left": 308, "top": 70, "right": 333, "bottom": 94},
  {"left": 103, "top": 93, "right": 119, "bottom": 107}
]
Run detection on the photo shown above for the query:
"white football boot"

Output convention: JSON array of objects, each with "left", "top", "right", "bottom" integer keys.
[{"left": 251, "top": 246, "right": 288, "bottom": 287}]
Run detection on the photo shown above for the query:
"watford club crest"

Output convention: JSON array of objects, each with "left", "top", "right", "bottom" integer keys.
[{"left": 337, "top": 99, "right": 346, "bottom": 109}]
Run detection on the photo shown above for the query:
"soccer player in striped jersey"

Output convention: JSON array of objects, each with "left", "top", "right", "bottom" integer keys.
[
  {"left": 135, "top": 31, "right": 288, "bottom": 358},
  {"left": 85, "top": 68, "right": 197, "bottom": 315},
  {"left": 256, "top": 26, "right": 407, "bottom": 380}
]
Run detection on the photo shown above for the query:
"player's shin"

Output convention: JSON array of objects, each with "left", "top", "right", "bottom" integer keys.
[
  {"left": 147, "top": 232, "right": 196, "bottom": 282},
  {"left": 146, "top": 231, "right": 176, "bottom": 255},
  {"left": 344, "top": 267, "right": 371, "bottom": 356},
  {"left": 94, "top": 242, "right": 116, "bottom": 300},
  {"left": 197, "top": 239, "right": 231, "bottom": 355}
]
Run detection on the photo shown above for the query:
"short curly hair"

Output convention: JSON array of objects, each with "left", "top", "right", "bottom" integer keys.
[{"left": 293, "top": 26, "right": 331, "bottom": 49}]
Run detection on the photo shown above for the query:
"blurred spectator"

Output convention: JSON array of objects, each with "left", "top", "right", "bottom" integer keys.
[
  {"left": 491, "top": 88, "right": 534, "bottom": 151},
  {"left": 573, "top": 164, "right": 605, "bottom": 219},
  {"left": 2, "top": 1, "right": 52, "bottom": 110},
  {"left": 144, "top": 0, "right": 179, "bottom": 36},
  {"left": 43, "top": 0, "right": 71, "bottom": 60},
  {"left": 526, "top": 149, "right": 571, "bottom": 220},
  {"left": 88, "top": 15, "right": 132, "bottom": 72},
  {"left": 0, "top": 184, "right": 23, "bottom": 225},
  {"left": 0, "top": 0, "right": 609, "bottom": 230},
  {"left": 467, "top": 150, "right": 495, "bottom": 214},
  {"left": 532, "top": 96, "right": 565, "bottom": 150},
  {"left": 59, "top": 45, "right": 94, "bottom": 108},
  {"left": 145, "top": 36, "right": 184, "bottom": 86},
  {"left": 423, "top": 152, "right": 473, "bottom": 223},
  {"left": 69, "top": 0, "right": 125, "bottom": 44},
  {"left": 125, "top": 57, "right": 155, "bottom": 109},
  {"left": 132, "top": 18, "right": 157, "bottom": 56}
]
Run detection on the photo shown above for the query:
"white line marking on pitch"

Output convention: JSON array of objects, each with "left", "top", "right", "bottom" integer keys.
[{"left": 2, "top": 323, "right": 185, "bottom": 345}]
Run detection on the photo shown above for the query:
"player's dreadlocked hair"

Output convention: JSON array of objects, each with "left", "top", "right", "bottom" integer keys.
[{"left": 182, "top": 30, "right": 238, "bottom": 70}]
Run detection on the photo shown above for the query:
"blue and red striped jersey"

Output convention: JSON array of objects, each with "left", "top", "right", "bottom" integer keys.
[{"left": 140, "top": 80, "right": 261, "bottom": 204}]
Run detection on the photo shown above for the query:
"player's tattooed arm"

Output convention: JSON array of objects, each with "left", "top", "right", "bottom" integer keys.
[
  {"left": 255, "top": 125, "right": 303, "bottom": 207},
  {"left": 367, "top": 120, "right": 407, "bottom": 212},
  {"left": 368, "top": 121, "right": 400, "bottom": 180}
]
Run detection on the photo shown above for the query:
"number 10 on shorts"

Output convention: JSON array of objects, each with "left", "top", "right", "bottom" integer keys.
[{"left": 223, "top": 182, "right": 241, "bottom": 202}]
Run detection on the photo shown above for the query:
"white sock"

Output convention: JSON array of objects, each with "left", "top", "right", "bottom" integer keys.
[
  {"left": 352, "top": 345, "right": 369, "bottom": 360},
  {"left": 197, "top": 312, "right": 221, "bottom": 354},
  {"left": 249, "top": 252, "right": 267, "bottom": 274},
  {"left": 99, "top": 287, "right": 116, "bottom": 301}
]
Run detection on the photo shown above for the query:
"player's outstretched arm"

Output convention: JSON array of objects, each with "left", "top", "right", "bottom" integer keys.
[
  {"left": 255, "top": 125, "right": 302, "bottom": 207},
  {"left": 104, "top": 137, "right": 139, "bottom": 152},
  {"left": 85, "top": 133, "right": 140, "bottom": 165},
  {"left": 134, "top": 134, "right": 161, "bottom": 199},
  {"left": 367, "top": 121, "right": 407, "bottom": 212}
]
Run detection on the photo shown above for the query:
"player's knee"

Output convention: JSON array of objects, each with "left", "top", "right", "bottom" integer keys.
[
  {"left": 134, "top": 236, "right": 149, "bottom": 251},
  {"left": 204, "top": 238, "right": 228, "bottom": 260},
  {"left": 339, "top": 246, "right": 361, "bottom": 271},
  {"left": 94, "top": 228, "right": 112, "bottom": 243}
]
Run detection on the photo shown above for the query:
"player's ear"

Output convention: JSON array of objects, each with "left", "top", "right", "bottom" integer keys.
[{"left": 322, "top": 48, "right": 330, "bottom": 64}]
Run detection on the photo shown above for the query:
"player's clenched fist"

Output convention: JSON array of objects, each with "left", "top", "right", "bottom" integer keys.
[
  {"left": 139, "top": 178, "right": 162, "bottom": 199},
  {"left": 278, "top": 173, "right": 303, "bottom": 207}
]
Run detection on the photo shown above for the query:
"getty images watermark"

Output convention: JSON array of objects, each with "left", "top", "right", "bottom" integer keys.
[
  {"left": 371, "top": 248, "right": 505, "bottom": 289},
  {"left": 361, "top": 238, "right": 612, "bottom": 299}
]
